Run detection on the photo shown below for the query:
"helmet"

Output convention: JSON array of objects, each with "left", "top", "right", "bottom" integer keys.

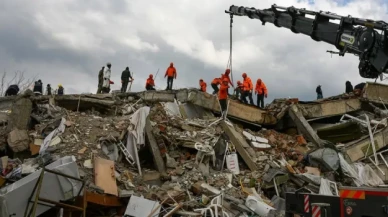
[
  {"left": 106, "top": 62, "right": 111, "bottom": 66},
  {"left": 149, "top": 74, "right": 153, "bottom": 78},
  {"left": 242, "top": 73, "right": 247, "bottom": 78},
  {"left": 223, "top": 78, "right": 229, "bottom": 82},
  {"left": 58, "top": 84, "right": 62, "bottom": 87},
  {"left": 225, "top": 69, "right": 230, "bottom": 75},
  {"left": 199, "top": 79, "right": 203, "bottom": 82},
  {"left": 257, "top": 79, "right": 262, "bottom": 83}
]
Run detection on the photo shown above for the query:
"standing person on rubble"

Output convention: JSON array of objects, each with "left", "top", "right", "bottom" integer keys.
[
  {"left": 57, "top": 84, "right": 64, "bottom": 95},
  {"left": 97, "top": 66, "right": 104, "bottom": 94},
  {"left": 241, "top": 73, "right": 254, "bottom": 105},
  {"left": 102, "top": 62, "right": 112, "bottom": 93},
  {"left": 199, "top": 79, "right": 207, "bottom": 92},
  {"left": 45, "top": 84, "right": 52, "bottom": 95},
  {"left": 164, "top": 62, "right": 177, "bottom": 90},
  {"left": 345, "top": 81, "right": 353, "bottom": 94},
  {"left": 146, "top": 74, "right": 156, "bottom": 90},
  {"left": 211, "top": 76, "right": 222, "bottom": 94},
  {"left": 255, "top": 78, "right": 268, "bottom": 109},
  {"left": 121, "top": 67, "right": 133, "bottom": 93},
  {"left": 316, "top": 85, "right": 323, "bottom": 99},
  {"left": 219, "top": 78, "right": 230, "bottom": 117},
  {"left": 33, "top": 79, "right": 43, "bottom": 95},
  {"left": 234, "top": 80, "right": 243, "bottom": 100},
  {"left": 5, "top": 84, "right": 19, "bottom": 96},
  {"left": 222, "top": 69, "right": 234, "bottom": 94}
]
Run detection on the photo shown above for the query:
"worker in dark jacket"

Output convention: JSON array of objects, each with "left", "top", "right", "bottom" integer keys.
[
  {"left": 33, "top": 80, "right": 43, "bottom": 95},
  {"left": 146, "top": 74, "right": 155, "bottom": 90},
  {"left": 354, "top": 82, "right": 366, "bottom": 96},
  {"left": 165, "top": 62, "right": 177, "bottom": 90},
  {"left": 46, "top": 84, "right": 52, "bottom": 95},
  {"left": 97, "top": 66, "right": 104, "bottom": 94},
  {"left": 316, "top": 85, "right": 323, "bottom": 99},
  {"left": 345, "top": 81, "right": 353, "bottom": 94},
  {"left": 57, "top": 84, "right": 64, "bottom": 95},
  {"left": 5, "top": 84, "right": 19, "bottom": 96},
  {"left": 121, "top": 67, "right": 133, "bottom": 93}
]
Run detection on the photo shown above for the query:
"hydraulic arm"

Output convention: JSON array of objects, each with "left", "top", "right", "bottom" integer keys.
[{"left": 226, "top": 5, "right": 388, "bottom": 79}]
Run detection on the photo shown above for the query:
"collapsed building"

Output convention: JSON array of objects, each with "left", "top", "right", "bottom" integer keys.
[{"left": 0, "top": 82, "right": 388, "bottom": 216}]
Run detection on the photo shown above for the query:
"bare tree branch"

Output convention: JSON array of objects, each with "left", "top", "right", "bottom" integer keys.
[{"left": 0, "top": 70, "right": 39, "bottom": 96}]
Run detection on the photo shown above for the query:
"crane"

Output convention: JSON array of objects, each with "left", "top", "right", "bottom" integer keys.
[{"left": 226, "top": 5, "right": 388, "bottom": 79}]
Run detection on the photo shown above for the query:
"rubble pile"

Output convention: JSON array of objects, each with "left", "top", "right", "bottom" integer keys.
[{"left": 1, "top": 83, "right": 388, "bottom": 216}]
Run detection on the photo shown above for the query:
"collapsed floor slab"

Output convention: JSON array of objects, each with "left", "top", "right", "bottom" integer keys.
[
  {"left": 364, "top": 82, "right": 388, "bottom": 104},
  {"left": 298, "top": 98, "right": 361, "bottom": 119}
]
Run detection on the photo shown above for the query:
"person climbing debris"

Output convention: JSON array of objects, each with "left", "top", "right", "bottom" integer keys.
[
  {"left": 165, "top": 62, "right": 177, "bottom": 90},
  {"left": 219, "top": 78, "right": 230, "bottom": 117},
  {"left": 97, "top": 66, "right": 104, "bottom": 94},
  {"left": 46, "top": 84, "right": 52, "bottom": 95},
  {"left": 241, "top": 73, "right": 254, "bottom": 105},
  {"left": 121, "top": 67, "right": 133, "bottom": 93},
  {"left": 57, "top": 84, "right": 64, "bottom": 95},
  {"left": 316, "top": 85, "right": 323, "bottom": 99},
  {"left": 5, "top": 84, "right": 19, "bottom": 96},
  {"left": 102, "top": 62, "right": 112, "bottom": 94},
  {"left": 222, "top": 69, "right": 234, "bottom": 94},
  {"left": 199, "top": 79, "right": 207, "bottom": 92},
  {"left": 234, "top": 80, "right": 243, "bottom": 100},
  {"left": 146, "top": 74, "right": 156, "bottom": 90},
  {"left": 211, "top": 76, "right": 222, "bottom": 94},
  {"left": 354, "top": 82, "right": 366, "bottom": 96},
  {"left": 33, "top": 80, "right": 43, "bottom": 95},
  {"left": 345, "top": 81, "right": 353, "bottom": 94},
  {"left": 255, "top": 78, "right": 268, "bottom": 108}
]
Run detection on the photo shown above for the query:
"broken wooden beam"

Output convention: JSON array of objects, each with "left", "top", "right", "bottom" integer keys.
[
  {"left": 221, "top": 121, "right": 258, "bottom": 171},
  {"left": 145, "top": 117, "right": 167, "bottom": 175},
  {"left": 289, "top": 104, "right": 322, "bottom": 147}
]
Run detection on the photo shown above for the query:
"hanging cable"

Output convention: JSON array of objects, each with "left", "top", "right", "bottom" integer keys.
[{"left": 226, "top": 13, "right": 234, "bottom": 85}]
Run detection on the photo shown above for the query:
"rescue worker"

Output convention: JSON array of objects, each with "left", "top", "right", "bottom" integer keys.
[
  {"left": 316, "top": 85, "right": 323, "bottom": 99},
  {"left": 164, "top": 62, "right": 177, "bottom": 90},
  {"left": 255, "top": 79, "right": 268, "bottom": 108},
  {"left": 97, "top": 66, "right": 104, "bottom": 94},
  {"left": 241, "top": 73, "right": 254, "bottom": 105},
  {"left": 5, "top": 84, "right": 19, "bottom": 96},
  {"left": 102, "top": 62, "right": 112, "bottom": 93},
  {"left": 345, "top": 81, "right": 353, "bottom": 94},
  {"left": 354, "top": 82, "right": 366, "bottom": 96},
  {"left": 57, "top": 84, "right": 64, "bottom": 95},
  {"left": 222, "top": 69, "right": 234, "bottom": 94},
  {"left": 121, "top": 67, "right": 133, "bottom": 93},
  {"left": 146, "top": 74, "right": 156, "bottom": 90},
  {"left": 211, "top": 76, "right": 222, "bottom": 94},
  {"left": 219, "top": 78, "right": 230, "bottom": 117},
  {"left": 199, "top": 79, "right": 207, "bottom": 92},
  {"left": 46, "top": 84, "right": 52, "bottom": 95},
  {"left": 234, "top": 80, "right": 243, "bottom": 100},
  {"left": 33, "top": 80, "right": 43, "bottom": 95}
]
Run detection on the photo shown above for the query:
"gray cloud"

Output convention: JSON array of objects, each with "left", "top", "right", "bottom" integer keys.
[{"left": 0, "top": 0, "right": 387, "bottom": 104}]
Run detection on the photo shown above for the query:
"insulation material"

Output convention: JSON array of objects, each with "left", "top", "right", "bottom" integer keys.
[
  {"left": 338, "top": 153, "right": 363, "bottom": 186},
  {"left": 354, "top": 163, "right": 384, "bottom": 186},
  {"left": 319, "top": 178, "right": 333, "bottom": 196},
  {"left": 39, "top": 118, "right": 66, "bottom": 155}
]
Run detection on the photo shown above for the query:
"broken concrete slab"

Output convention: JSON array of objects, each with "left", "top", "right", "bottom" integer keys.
[
  {"left": 221, "top": 122, "right": 258, "bottom": 171},
  {"left": 298, "top": 98, "right": 361, "bottom": 119},
  {"left": 7, "top": 129, "right": 30, "bottom": 152},
  {"left": 363, "top": 82, "right": 388, "bottom": 104},
  {"left": 145, "top": 117, "right": 167, "bottom": 174},
  {"left": 7, "top": 96, "right": 32, "bottom": 131},
  {"left": 288, "top": 105, "right": 322, "bottom": 147},
  {"left": 188, "top": 91, "right": 277, "bottom": 125}
]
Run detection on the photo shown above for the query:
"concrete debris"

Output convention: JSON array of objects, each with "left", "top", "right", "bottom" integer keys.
[{"left": 1, "top": 86, "right": 388, "bottom": 215}]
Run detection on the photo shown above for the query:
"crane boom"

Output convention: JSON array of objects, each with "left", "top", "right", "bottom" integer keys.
[{"left": 226, "top": 5, "right": 388, "bottom": 79}]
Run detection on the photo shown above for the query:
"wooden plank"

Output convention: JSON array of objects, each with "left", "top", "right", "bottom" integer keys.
[
  {"left": 94, "top": 157, "right": 118, "bottom": 196},
  {"left": 289, "top": 105, "right": 322, "bottom": 147},
  {"left": 221, "top": 122, "right": 258, "bottom": 171},
  {"left": 145, "top": 117, "right": 167, "bottom": 175},
  {"left": 84, "top": 191, "right": 122, "bottom": 206}
]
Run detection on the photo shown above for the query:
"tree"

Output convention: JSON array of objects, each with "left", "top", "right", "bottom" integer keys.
[{"left": 0, "top": 70, "right": 38, "bottom": 96}]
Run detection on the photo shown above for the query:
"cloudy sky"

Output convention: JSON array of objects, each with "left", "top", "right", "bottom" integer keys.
[{"left": 1, "top": 0, "right": 388, "bottom": 103}]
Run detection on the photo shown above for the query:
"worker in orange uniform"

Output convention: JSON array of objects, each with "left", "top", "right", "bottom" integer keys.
[
  {"left": 219, "top": 78, "right": 230, "bottom": 117},
  {"left": 241, "top": 73, "right": 254, "bottom": 105},
  {"left": 234, "top": 80, "right": 244, "bottom": 100},
  {"left": 199, "top": 79, "right": 207, "bottom": 92},
  {"left": 146, "top": 74, "right": 155, "bottom": 90},
  {"left": 211, "top": 76, "right": 222, "bottom": 94},
  {"left": 164, "top": 62, "right": 177, "bottom": 90},
  {"left": 255, "top": 78, "right": 268, "bottom": 108},
  {"left": 222, "top": 69, "right": 234, "bottom": 94}
]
